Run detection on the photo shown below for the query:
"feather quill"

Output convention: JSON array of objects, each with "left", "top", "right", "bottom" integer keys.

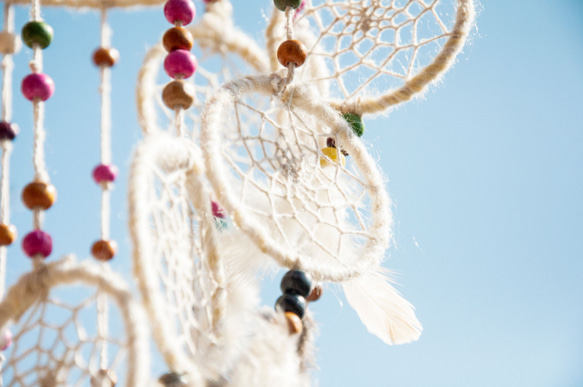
[{"left": 342, "top": 268, "right": 422, "bottom": 345}]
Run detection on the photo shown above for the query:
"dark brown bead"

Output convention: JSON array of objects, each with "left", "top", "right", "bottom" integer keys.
[
  {"left": 284, "top": 311, "right": 303, "bottom": 335},
  {"left": 306, "top": 285, "right": 323, "bottom": 302},
  {"left": 0, "top": 224, "right": 16, "bottom": 246},
  {"left": 93, "top": 47, "right": 120, "bottom": 67},
  {"left": 277, "top": 39, "right": 307, "bottom": 68},
  {"left": 22, "top": 181, "right": 56, "bottom": 210},
  {"left": 163, "top": 27, "right": 194, "bottom": 52},
  {"left": 162, "top": 80, "right": 195, "bottom": 110},
  {"left": 91, "top": 240, "right": 117, "bottom": 261}
]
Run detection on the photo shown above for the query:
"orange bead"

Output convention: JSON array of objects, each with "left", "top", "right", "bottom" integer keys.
[
  {"left": 284, "top": 311, "right": 303, "bottom": 335},
  {"left": 93, "top": 47, "right": 119, "bottom": 67},
  {"left": 306, "top": 285, "right": 323, "bottom": 302},
  {"left": 0, "top": 224, "right": 16, "bottom": 246},
  {"left": 163, "top": 27, "right": 194, "bottom": 52},
  {"left": 91, "top": 240, "right": 117, "bottom": 261},
  {"left": 22, "top": 181, "right": 56, "bottom": 210},
  {"left": 277, "top": 39, "right": 307, "bottom": 68},
  {"left": 162, "top": 80, "right": 195, "bottom": 110}
]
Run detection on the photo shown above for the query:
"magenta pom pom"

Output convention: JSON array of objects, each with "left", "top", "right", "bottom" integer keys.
[
  {"left": 212, "top": 200, "right": 226, "bottom": 218},
  {"left": 92, "top": 164, "right": 118, "bottom": 184},
  {"left": 0, "top": 329, "right": 12, "bottom": 351},
  {"left": 22, "top": 230, "right": 53, "bottom": 258},
  {"left": 164, "top": 50, "right": 197, "bottom": 79},
  {"left": 164, "top": 0, "right": 196, "bottom": 26},
  {"left": 21, "top": 73, "right": 55, "bottom": 101}
]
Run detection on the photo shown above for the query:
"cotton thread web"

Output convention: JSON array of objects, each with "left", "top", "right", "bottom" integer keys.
[
  {"left": 1, "top": 285, "right": 127, "bottom": 387},
  {"left": 214, "top": 89, "right": 383, "bottom": 277},
  {"left": 142, "top": 153, "right": 219, "bottom": 361},
  {"left": 297, "top": 0, "right": 457, "bottom": 101}
]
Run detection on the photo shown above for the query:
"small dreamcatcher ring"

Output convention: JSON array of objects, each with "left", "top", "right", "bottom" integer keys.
[
  {"left": 0, "top": 257, "right": 149, "bottom": 387},
  {"left": 201, "top": 74, "right": 391, "bottom": 283}
]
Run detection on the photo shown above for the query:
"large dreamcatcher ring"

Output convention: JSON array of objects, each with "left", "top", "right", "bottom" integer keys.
[{"left": 201, "top": 74, "right": 391, "bottom": 283}]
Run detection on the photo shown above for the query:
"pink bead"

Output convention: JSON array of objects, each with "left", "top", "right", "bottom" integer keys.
[
  {"left": 212, "top": 200, "right": 226, "bottom": 218},
  {"left": 21, "top": 73, "right": 55, "bottom": 101},
  {"left": 0, "top": 329, "right": 11, "bottom": 351},
  {"left": 164, "top": 50, "right": 197, "bottom": 79},
  {"left": 164, "top": 0, "right": 196, "bottom": 26},
  {"left": 22, "top": 230, "right": 52, "bottom": 258},
  {"left": 92, "top": 164, "right": 118, "bottom": 184}
]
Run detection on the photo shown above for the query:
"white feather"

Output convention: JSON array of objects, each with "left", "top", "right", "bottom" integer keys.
[{"left": 342, "top": 268, "right": 422, "bottom": 345}]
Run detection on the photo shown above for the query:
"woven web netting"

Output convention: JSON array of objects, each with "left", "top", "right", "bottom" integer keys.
[
  {"left": 291, "top": 0, "right": 471, "bottom": 112},
  {"left": 201, "top": 76, "right": 390, "bottom": 282},
  {"left": 0, "top": 260, "right": 148, "bottom": 387},
  {"left": 129, "top": 134, "right": 224, "bottom": 381}
]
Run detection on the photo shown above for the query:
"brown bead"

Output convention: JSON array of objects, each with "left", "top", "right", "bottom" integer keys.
[
  {"left": 93, "top": 47, "right": 119, "bottom": 67},
  {"left": 284, "top": 311, "right": 303, "bottom": 335},
  {"left": 0, "top": 224, "right": 16, "bottom": 246},
  {"left": 277, "top": 39, "right": 307, "bottom": 68},
  {"left": 162, "top": 80, "right": 195, "bottom": 110},
  {"left": 22, "top": 181, "right": 56, "bottom": 210},
  {"left": 163, "top": 27, "right": 194, "bottom": 52},
  {"left": 306, "top": 285, "right": 323, "bottom": 302},
  {"left": 91, "top": 240, "right": 117, "bottom": 261}
]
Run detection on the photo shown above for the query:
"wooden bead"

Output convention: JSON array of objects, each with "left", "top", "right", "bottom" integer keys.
[
  {"left": 306, "top": 285, "right": 322, "bottom": 302},
  {"left": 280, "top": 270, "right": 312, "bottom": 298},
  {"left": 162, "top": 80, "right": 195, "bottom": 110},
  {"left": 158, "top": 372, "right": 187, "bottom": 386},
  {"left": 91, "top": 240, "right": 117, "bottom": 261},
  {"left": 22, "top": 181, "right": 56, "bottom": 210},
  {"left": 277, "top": 39, "right": 306, "bottom": 68},
  {"left": 284, "top": 311, "right": 303, "bottom": 335},
  {"left": 274, "top": 0, "right": 302, "bottom": 12},
  {"left": 21, "top": 21, "right": 53, "bottom": 50},
  {"left": 163, "top": 27, "right": 194, "bottom": 52},
  {"left": 0, "top": 224, "right": 16, "bottom": 246},
  {"left": 320, "top": 147, "right": 346, "bottom": 168},
  {"left": 93, "top": 47, "right": 119, "bottom": 67},
  {"left": 275, "top": 294, "right": 306, "bottom": 319},
  {"left": 343, "top": 112, "right": 364, "bottom": 137}
]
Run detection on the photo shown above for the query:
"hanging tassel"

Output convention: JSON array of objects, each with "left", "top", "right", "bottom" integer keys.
[{"left": 342, "top": 268, "right": 422, "bottom": 345}]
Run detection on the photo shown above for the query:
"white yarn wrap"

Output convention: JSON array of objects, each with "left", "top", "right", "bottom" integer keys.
[
  {"left": 200, "top": 74, "right": 391, "bottom": 282},
  {"left": 292, "top": 0, "right": 475, "bottom": 116},
  {"left": 136, "top": 0, "right": 269, "bottom": 136},
  {"left": 0, "top": 256, "right": 150, "bottom": 387}
]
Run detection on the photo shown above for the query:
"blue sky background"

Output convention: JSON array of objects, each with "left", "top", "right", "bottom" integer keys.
[{"left": 1, "top": 0, "right": 582, "bottom": 386}]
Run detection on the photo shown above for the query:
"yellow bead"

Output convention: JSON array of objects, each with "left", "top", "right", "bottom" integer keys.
[
  {"left": 284, "top": 311, "right": 303, "bottom": 335},
  {"left": 320, "top": 147, "right": 346, "bottom": 168}
]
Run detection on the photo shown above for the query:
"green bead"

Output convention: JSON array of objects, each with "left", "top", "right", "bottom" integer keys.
[
  {"left": 274, "top": 0, "right": 302, "bottom": 12},
  {"left": 22, "top": 21, "right": 53, "bottom": 50},
  {"left": 343, "top": 113, "right": 365, "bottom": 137}
]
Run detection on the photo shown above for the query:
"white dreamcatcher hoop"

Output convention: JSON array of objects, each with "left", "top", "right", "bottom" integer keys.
[
  {"left": 201, "top": 73, "right": 390, "bottom": 283},
  {"left": 0, "top": 257, "right": 149, "bottom": 387},
  {"left": 128, "top": 133, "right": 225, "bottom": 385},
  {"left": 269, "top": 0, "right": 475, "bottom": 115},
  {"left": 136, "top": 0, "right": 270, "bottom": 137}
]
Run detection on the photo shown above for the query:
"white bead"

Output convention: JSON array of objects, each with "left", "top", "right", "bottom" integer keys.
[{"left": 0, "top": 31, "right": 21, "bottom": 55}]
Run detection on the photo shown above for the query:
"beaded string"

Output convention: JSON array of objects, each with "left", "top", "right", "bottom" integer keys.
[
  {"left": 161, "top": 0, "right": 197, "bottom": 138},
  {"left": 20, "top": 0, "right": 55, "bottom": 267},
  {"left": 0, "top": 0, "right": 20, "bottom": 364},
  {"left": 90, "top": 9, "right": 120, "bottom": 385}
]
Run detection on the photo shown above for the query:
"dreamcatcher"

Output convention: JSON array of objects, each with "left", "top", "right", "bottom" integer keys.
[{"left": 0, "top": 0, "right": 475, "bottom": 385}]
